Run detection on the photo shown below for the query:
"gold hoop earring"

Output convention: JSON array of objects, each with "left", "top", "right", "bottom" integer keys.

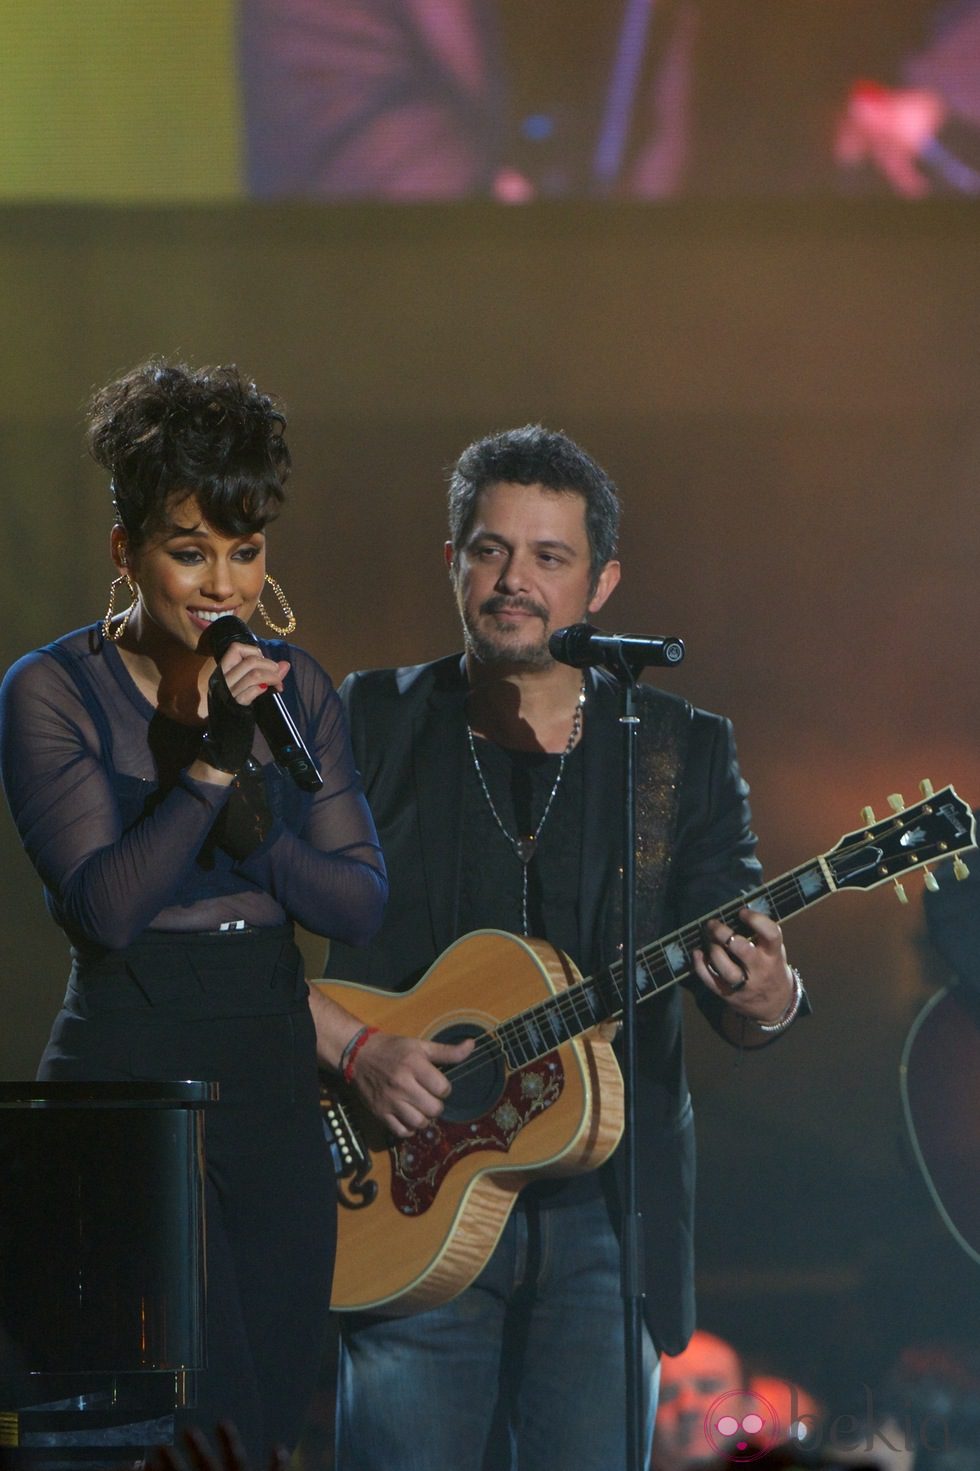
[
  {"left": 257, "top": 573, "right": 297, "bottom": 636},
  {"left": 102, "top": 573, "right": 138, "bottom": 643}
]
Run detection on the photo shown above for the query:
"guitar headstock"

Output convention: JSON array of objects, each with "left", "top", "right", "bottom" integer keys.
[{"left": 825, "top": 783, "right": 976, "bottom": 898}]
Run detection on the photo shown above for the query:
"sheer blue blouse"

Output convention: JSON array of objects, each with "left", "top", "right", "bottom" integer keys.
[{"left": 0, "top": 624, "right": 387, "bottom": 954}]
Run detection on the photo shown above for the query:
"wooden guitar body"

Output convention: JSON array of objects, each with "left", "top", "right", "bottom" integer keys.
[
  {"left": 315, "top": 930, "right": 624, "bottom": 1316},
  {"left": 316, "top": 786, "right": 975, "bottom": 1316}
]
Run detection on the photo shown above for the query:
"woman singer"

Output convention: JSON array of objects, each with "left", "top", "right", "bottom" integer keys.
[{"left": 0, "top": 359, "right": 390, "bottom": 1458}]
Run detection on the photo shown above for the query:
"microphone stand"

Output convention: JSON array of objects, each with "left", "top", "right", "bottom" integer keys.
[
  {"left": 547, "top": 623, "right": 684, "bottom": 1466},
  {"left": 607, "top": 643, "right": 650, "bottom": 1471}
]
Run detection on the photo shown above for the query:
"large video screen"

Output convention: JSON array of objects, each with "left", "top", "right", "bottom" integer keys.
[{"left": 3, "top": 1, "right": 979, "bottom": 202}]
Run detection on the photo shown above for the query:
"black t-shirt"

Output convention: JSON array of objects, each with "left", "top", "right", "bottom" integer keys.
[
  {"left": 459, "top": 737, "right": 602, "bottom": 1207},
  {"left": 458, "top": 739, "right": 583, "bottom": 959}
]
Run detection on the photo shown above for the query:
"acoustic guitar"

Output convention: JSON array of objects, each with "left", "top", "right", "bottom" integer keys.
[
  {"left": 902, "top": 984, "right": 980, "bottom": 1266},
  {"left": 316, "top": 783, "right": 975, "bottom": 1316}
]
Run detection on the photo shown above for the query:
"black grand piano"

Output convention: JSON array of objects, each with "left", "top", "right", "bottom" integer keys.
[{"left": 0, "top": 1082, "right": 213, "bottom": 1468}]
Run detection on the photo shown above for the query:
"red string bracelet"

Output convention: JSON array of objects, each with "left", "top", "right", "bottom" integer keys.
[{"left": 342, "top": 1025, "right": 379, "bottom": 1085}]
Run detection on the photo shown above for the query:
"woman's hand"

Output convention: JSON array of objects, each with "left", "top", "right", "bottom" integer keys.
[
  {"left": 195, "top": 646, "right": 289, "bottom": 779},
  {"left": 218, "top": 641, "right": 289, "bottom": 708}
]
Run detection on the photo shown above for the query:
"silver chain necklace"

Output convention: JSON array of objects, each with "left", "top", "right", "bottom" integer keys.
[{"left": 466, "top": 680, "right": 586, "bottom": 935}]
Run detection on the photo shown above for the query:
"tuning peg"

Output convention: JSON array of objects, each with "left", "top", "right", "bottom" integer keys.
[
  {"left": 919, "top": 778, "right": 934, "bottom": 798},
  {"left": 887, "top": 793, "right": 905, "bottom": 814},
  {"left": 923, "top": 868, "right": 939, "bottom": 893},
  {"left": 894, "top": 880, "right": 909, "bottom": 904},
  {"left": 954, "top": 856, "right": 970, "bottom": 881},
  {"left": 861, "top": 806, "right": 876, "bottom": 825}
]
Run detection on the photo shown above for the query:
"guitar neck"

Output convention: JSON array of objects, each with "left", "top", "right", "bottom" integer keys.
[
  {"left": 485, "top": 783, "right": 974, "bottom": 1072},
  {"left": 631, "top": 857, "right": 836, "bottom": 1011},
  {"left": 494, "top": 860, "right": 831, "bottom": 1070}
]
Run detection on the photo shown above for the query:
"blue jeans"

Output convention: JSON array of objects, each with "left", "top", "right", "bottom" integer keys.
[{"left": 336, "top": 1193, "right": 659, "bottom": 1471}]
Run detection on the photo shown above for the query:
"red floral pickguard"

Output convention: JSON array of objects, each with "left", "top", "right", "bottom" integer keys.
[{"left": 389, "top": 1055, "right": 565, "bottom": 1216}]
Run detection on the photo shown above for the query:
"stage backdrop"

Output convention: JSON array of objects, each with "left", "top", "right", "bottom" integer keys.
[{"left": 1, "top": 198, "right": 978, "bottom": 1404}]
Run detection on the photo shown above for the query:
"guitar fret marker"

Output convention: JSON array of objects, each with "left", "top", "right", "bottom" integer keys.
[
  {"left": 797, "top": 867, "right": 825, "bottom": 899},
  {"left": 641, "top": 958, "right": 671, "bottom": 992},
  {"left": 663, "top": 941, "right": 687, "bottom": 976}
]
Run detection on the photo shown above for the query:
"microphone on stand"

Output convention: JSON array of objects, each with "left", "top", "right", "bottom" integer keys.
[
  {"left": 549, "top": 623, "right": 685, "bottom": 675},
  {"left": 209, "top": 615, "right": 323, "bottom": 792}
]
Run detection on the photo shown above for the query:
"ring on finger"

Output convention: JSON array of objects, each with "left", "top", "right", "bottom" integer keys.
[{"left": 727, "top": 976, "right": 747, "bottom": 993}]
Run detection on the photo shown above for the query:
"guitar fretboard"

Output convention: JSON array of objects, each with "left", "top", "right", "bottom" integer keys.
[{"left": 495, "top": 861, "right": 832, "bottom": 1069}]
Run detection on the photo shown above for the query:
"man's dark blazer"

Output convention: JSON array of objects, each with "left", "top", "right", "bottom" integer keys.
[{"left": 326, "top": 653, "right": 762, "bottom": 1353}]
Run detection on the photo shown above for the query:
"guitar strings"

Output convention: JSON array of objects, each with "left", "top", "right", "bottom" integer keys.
[
  {"left": 439, "top": 865, "right": 823, "bottom": 1088},
  {"left": 438, "top": 817, "right": 936, "bottom": 1089},
  {"left": 445, "top": 872, "right": 816, "bottom": 1082}
]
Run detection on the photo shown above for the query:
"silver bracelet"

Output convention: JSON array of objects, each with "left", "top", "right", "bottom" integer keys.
[
  {"left": 755, "top": 967, "right": 804, "bottom": 1034},
  {"left": 339, "top": 1023, "right": 370, "bottom": 1071}
]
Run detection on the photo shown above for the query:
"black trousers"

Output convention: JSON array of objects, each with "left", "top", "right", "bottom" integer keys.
[{"left": 38, "top": 925, "right": 336, "bottom": 1460}]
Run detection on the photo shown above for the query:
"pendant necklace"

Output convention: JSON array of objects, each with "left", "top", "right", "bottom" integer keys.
[{"left": 466, "top": 679, "right": 586, "bottom": 935}]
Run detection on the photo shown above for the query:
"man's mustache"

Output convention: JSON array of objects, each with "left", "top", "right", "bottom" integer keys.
[{"left": 480, "top": 595, "right": 548, "bottom": 620}]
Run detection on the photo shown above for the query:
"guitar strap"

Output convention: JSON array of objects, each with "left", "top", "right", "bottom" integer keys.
[{"left": 631, "top": 686, "right": 690, "bottom": 946}]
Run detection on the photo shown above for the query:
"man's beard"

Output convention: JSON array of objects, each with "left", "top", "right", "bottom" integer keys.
[{"left": 461, "top": 594, "right": 554, "bottom": 670}]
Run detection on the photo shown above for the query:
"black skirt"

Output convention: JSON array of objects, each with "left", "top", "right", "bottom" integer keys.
[{"left": 39, "top": 924, "right": 336, "bottom": 1459}]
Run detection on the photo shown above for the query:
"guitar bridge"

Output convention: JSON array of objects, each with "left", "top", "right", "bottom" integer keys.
[{"left": 321, "top": 1085, "right": 378, "bottom": 1210}]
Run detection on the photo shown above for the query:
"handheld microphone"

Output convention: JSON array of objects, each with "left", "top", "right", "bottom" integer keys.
[
  {"left": 209, "top": 615, "right": 323, "bottom": 792},
  {"left": 549, "top": 623, "right": 685, "bottom": 674}
]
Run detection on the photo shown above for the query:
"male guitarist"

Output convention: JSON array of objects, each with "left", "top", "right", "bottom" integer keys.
[{"left": 319, "top": 425, "right": 805, "bottom": 1471}]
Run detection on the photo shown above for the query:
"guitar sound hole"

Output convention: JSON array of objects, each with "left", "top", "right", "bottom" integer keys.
[{"left": 435, "top": 1023, "right": 506, "bottom": 1124}]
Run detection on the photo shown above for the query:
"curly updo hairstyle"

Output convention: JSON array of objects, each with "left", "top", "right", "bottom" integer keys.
[{"left": 88, "top": 359, "right": 291, "bottom": 547}]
